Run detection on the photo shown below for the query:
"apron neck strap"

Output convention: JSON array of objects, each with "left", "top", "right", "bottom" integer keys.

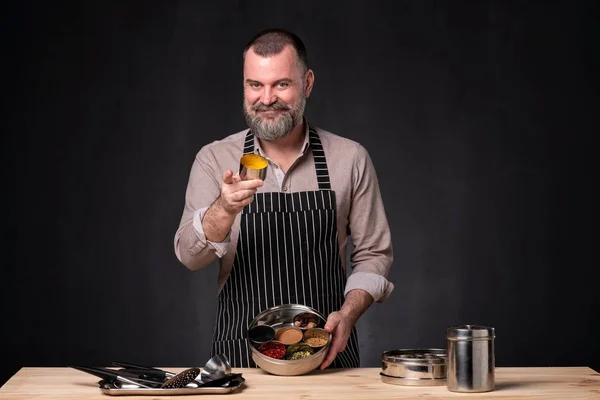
[
  {"left": 242, "top": 130, "right": 254, "bottom": 155},
  {"left": 242, "top": 124, "right": 331, "bottom": 190},
  {"left": 308, "top": 125, "right": 331, "bottom": 190}
]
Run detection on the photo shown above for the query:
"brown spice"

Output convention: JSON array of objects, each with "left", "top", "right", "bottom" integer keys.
[{"left": 276, "top": 327, "right": 303, "bottom": 345}]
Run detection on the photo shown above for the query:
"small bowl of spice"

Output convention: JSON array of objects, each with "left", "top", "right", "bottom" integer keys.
[
  {"left": 275, "top": 326, "right": 303, "bottom": 345},
  {"left": 249, "top": 325, "right": 276, "bottom": 346},
  {"left": 286, "top": 343, "right": 314, "bottom": 360},
  {"left": 303, "top": 328, "right": 330, "bottom": 349},
  {"left": 239, "top": 154, "right": 268, "bottom": 181},
  {"left": 293, "top": 312, "right": 320, "bottom": 330},
  {"left": 258, "top": 341, "right": 286, "bottom": 360}
]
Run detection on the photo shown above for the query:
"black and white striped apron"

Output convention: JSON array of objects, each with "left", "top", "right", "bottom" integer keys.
[{"left": 210, "top": 126, "right": 360, "bottom": 368}]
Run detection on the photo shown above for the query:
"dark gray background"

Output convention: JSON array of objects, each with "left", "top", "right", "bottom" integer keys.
[{"left": 2, "top": 0, "right": 598, "bottom": 387}]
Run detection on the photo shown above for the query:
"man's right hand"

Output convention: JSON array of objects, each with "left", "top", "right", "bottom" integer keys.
[
  {"left": 202, "top": 169, "right": 263, "bottom": 242},
  {"left": 217, "top": 169, "right": 264, "bottom": 215}
]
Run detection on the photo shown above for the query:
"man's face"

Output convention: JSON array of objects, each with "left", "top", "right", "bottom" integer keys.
[{"left": 243, "top": 45, "right": 312, "bottom": 141}]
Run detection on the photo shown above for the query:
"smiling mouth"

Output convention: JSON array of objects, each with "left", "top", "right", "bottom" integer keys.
[{"left": 258, "top": 110, "right": 285, "bottom": 117}]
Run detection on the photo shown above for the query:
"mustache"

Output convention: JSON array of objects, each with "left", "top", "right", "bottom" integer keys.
[{"left": 252, "top": 101, "right": 290, "bottom": 112}]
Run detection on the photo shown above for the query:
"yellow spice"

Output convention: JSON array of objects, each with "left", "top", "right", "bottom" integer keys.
[
  {"left": 241, "top": 154, "right": 268, "bottom": 169},
  {"left": 306, "top": 337, "right": 327, "bottom": 347}
]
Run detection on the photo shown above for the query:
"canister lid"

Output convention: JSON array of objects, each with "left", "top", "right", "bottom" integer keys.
[
  {"left": 382, "top": 349, "right": 447, "bottom": 366},
  {"left": 446, "top": 325, "right": 495, "bottom": 340}
]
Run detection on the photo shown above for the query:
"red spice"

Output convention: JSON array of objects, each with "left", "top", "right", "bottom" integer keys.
[{"left": 258, "top": 341, "right": 286, "bottom": 359}]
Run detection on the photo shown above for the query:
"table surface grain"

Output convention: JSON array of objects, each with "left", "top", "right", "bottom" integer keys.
[{"left": 1, "top": 366, "right": 599, "bottom": 399}]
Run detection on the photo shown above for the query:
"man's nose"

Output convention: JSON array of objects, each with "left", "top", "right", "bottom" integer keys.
[{"left": 260, "top": 87, "right": 277, "bottom": 105}]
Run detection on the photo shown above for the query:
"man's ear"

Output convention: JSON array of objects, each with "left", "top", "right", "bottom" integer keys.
[{"left": 305, "top": 69, "right": 315, "bottom": 98}]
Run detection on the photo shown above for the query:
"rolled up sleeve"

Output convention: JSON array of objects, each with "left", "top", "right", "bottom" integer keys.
[
  {"left": 174, "top": 147, "right": 231, "bottom": 270},
  {"left": 344, "top": 143, "right": 394, "bottom": 303},
  {"left": 192, "top": 207, "right": 230, "bottom": 258},
  {"left": 345, "top": 272, "right": 394, "bottom": 303}
]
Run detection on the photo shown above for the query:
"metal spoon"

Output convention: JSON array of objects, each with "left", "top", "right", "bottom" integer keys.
[
  {"left": 200, "top": 354, "right": 231, "bottom": 383},
  {"left": 161, "top": 367, "right": 201, "bottom": 389}
]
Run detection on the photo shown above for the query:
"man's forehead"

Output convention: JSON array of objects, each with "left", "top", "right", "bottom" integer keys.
[{"left": 244, "top": 46, "right": 300, "bottom": 77}]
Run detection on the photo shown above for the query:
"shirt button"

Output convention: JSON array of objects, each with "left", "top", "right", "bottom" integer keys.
[{"left": 283, "top": 186, "right": 288, "bottom": 191}]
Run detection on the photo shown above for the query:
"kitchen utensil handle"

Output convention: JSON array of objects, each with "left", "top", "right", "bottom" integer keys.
[
  {"left": 112, "top": 361, "right": 161, "bottom": 371},
  {"left": 112, "top": 362, "right": 174, "bottom": 378},
  {"left": 69, "top": 365, "right": 164, "bottom": 388},
  {"left": 117, "top": 376, "right": 153, "bottom": 389},
  {"left": 116, "top": 368, "right": 168, "bottom": 379}
]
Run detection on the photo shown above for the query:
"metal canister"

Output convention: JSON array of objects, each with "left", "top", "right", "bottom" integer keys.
[
  {"left": 381, "top": 349, "right": 447, "bottom": 386},
  {"left": 446, "top": 325, "right": 495, "bottom": 393}
]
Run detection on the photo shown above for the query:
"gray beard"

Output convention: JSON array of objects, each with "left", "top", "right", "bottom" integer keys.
[{"left": 244, "top": 97, "right": 306, "bottom": 141}]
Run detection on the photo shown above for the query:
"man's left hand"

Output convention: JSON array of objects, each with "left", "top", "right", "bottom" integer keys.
[{"left": 320, "top": 311, "right": 355, "bottom": 369}]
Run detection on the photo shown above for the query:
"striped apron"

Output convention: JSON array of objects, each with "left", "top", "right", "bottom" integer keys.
[{"left": 210, "top": 126, "right": 360, "bottom": 368}]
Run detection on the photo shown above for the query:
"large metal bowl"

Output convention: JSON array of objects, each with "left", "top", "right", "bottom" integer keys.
[{"left": 248, "top": 304, "right": 331, "bottom": 376}]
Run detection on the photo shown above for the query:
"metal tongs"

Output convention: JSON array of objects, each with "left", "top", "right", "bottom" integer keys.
[{"left": 69, "top": 365, "right": 166, "bottom": 389}]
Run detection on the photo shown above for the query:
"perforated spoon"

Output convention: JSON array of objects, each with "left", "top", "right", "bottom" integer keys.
[{"left": 160, "top": 367, "right": 201, "bottom": 389}]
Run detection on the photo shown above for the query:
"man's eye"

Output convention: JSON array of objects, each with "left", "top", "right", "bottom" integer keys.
[
  {"left": 250, "top": 83, "right": 261, "bottom": 89},
  {"left": 278, "top": 82, "right": 289, "bottom": 88}
]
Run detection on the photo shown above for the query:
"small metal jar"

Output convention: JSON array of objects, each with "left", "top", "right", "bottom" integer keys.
[{"left": 446, "top": 325, "right": 496, "bottom": 393}]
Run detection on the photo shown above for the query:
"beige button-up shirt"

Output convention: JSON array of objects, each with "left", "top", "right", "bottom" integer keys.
[{"left": 174, "top": 124, "right": 394, "bottom": 303}]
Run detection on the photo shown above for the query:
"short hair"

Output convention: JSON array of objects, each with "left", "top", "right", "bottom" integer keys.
[{"left": 243, "top": 28, "right": 308, "bottom": 74}]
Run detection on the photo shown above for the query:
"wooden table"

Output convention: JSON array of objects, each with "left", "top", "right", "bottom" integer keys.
[{"left": 1, "top": 367, "right": 598, "bottom": 399}]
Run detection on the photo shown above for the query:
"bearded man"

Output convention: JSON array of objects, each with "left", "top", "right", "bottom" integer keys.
[{"left": 174, "top": 29, "right": 394, "bottom": 369}]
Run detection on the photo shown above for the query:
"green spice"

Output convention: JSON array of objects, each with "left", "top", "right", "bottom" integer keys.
[{"left": 289, "top": 350, "right": 313, "bottom": 360}]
